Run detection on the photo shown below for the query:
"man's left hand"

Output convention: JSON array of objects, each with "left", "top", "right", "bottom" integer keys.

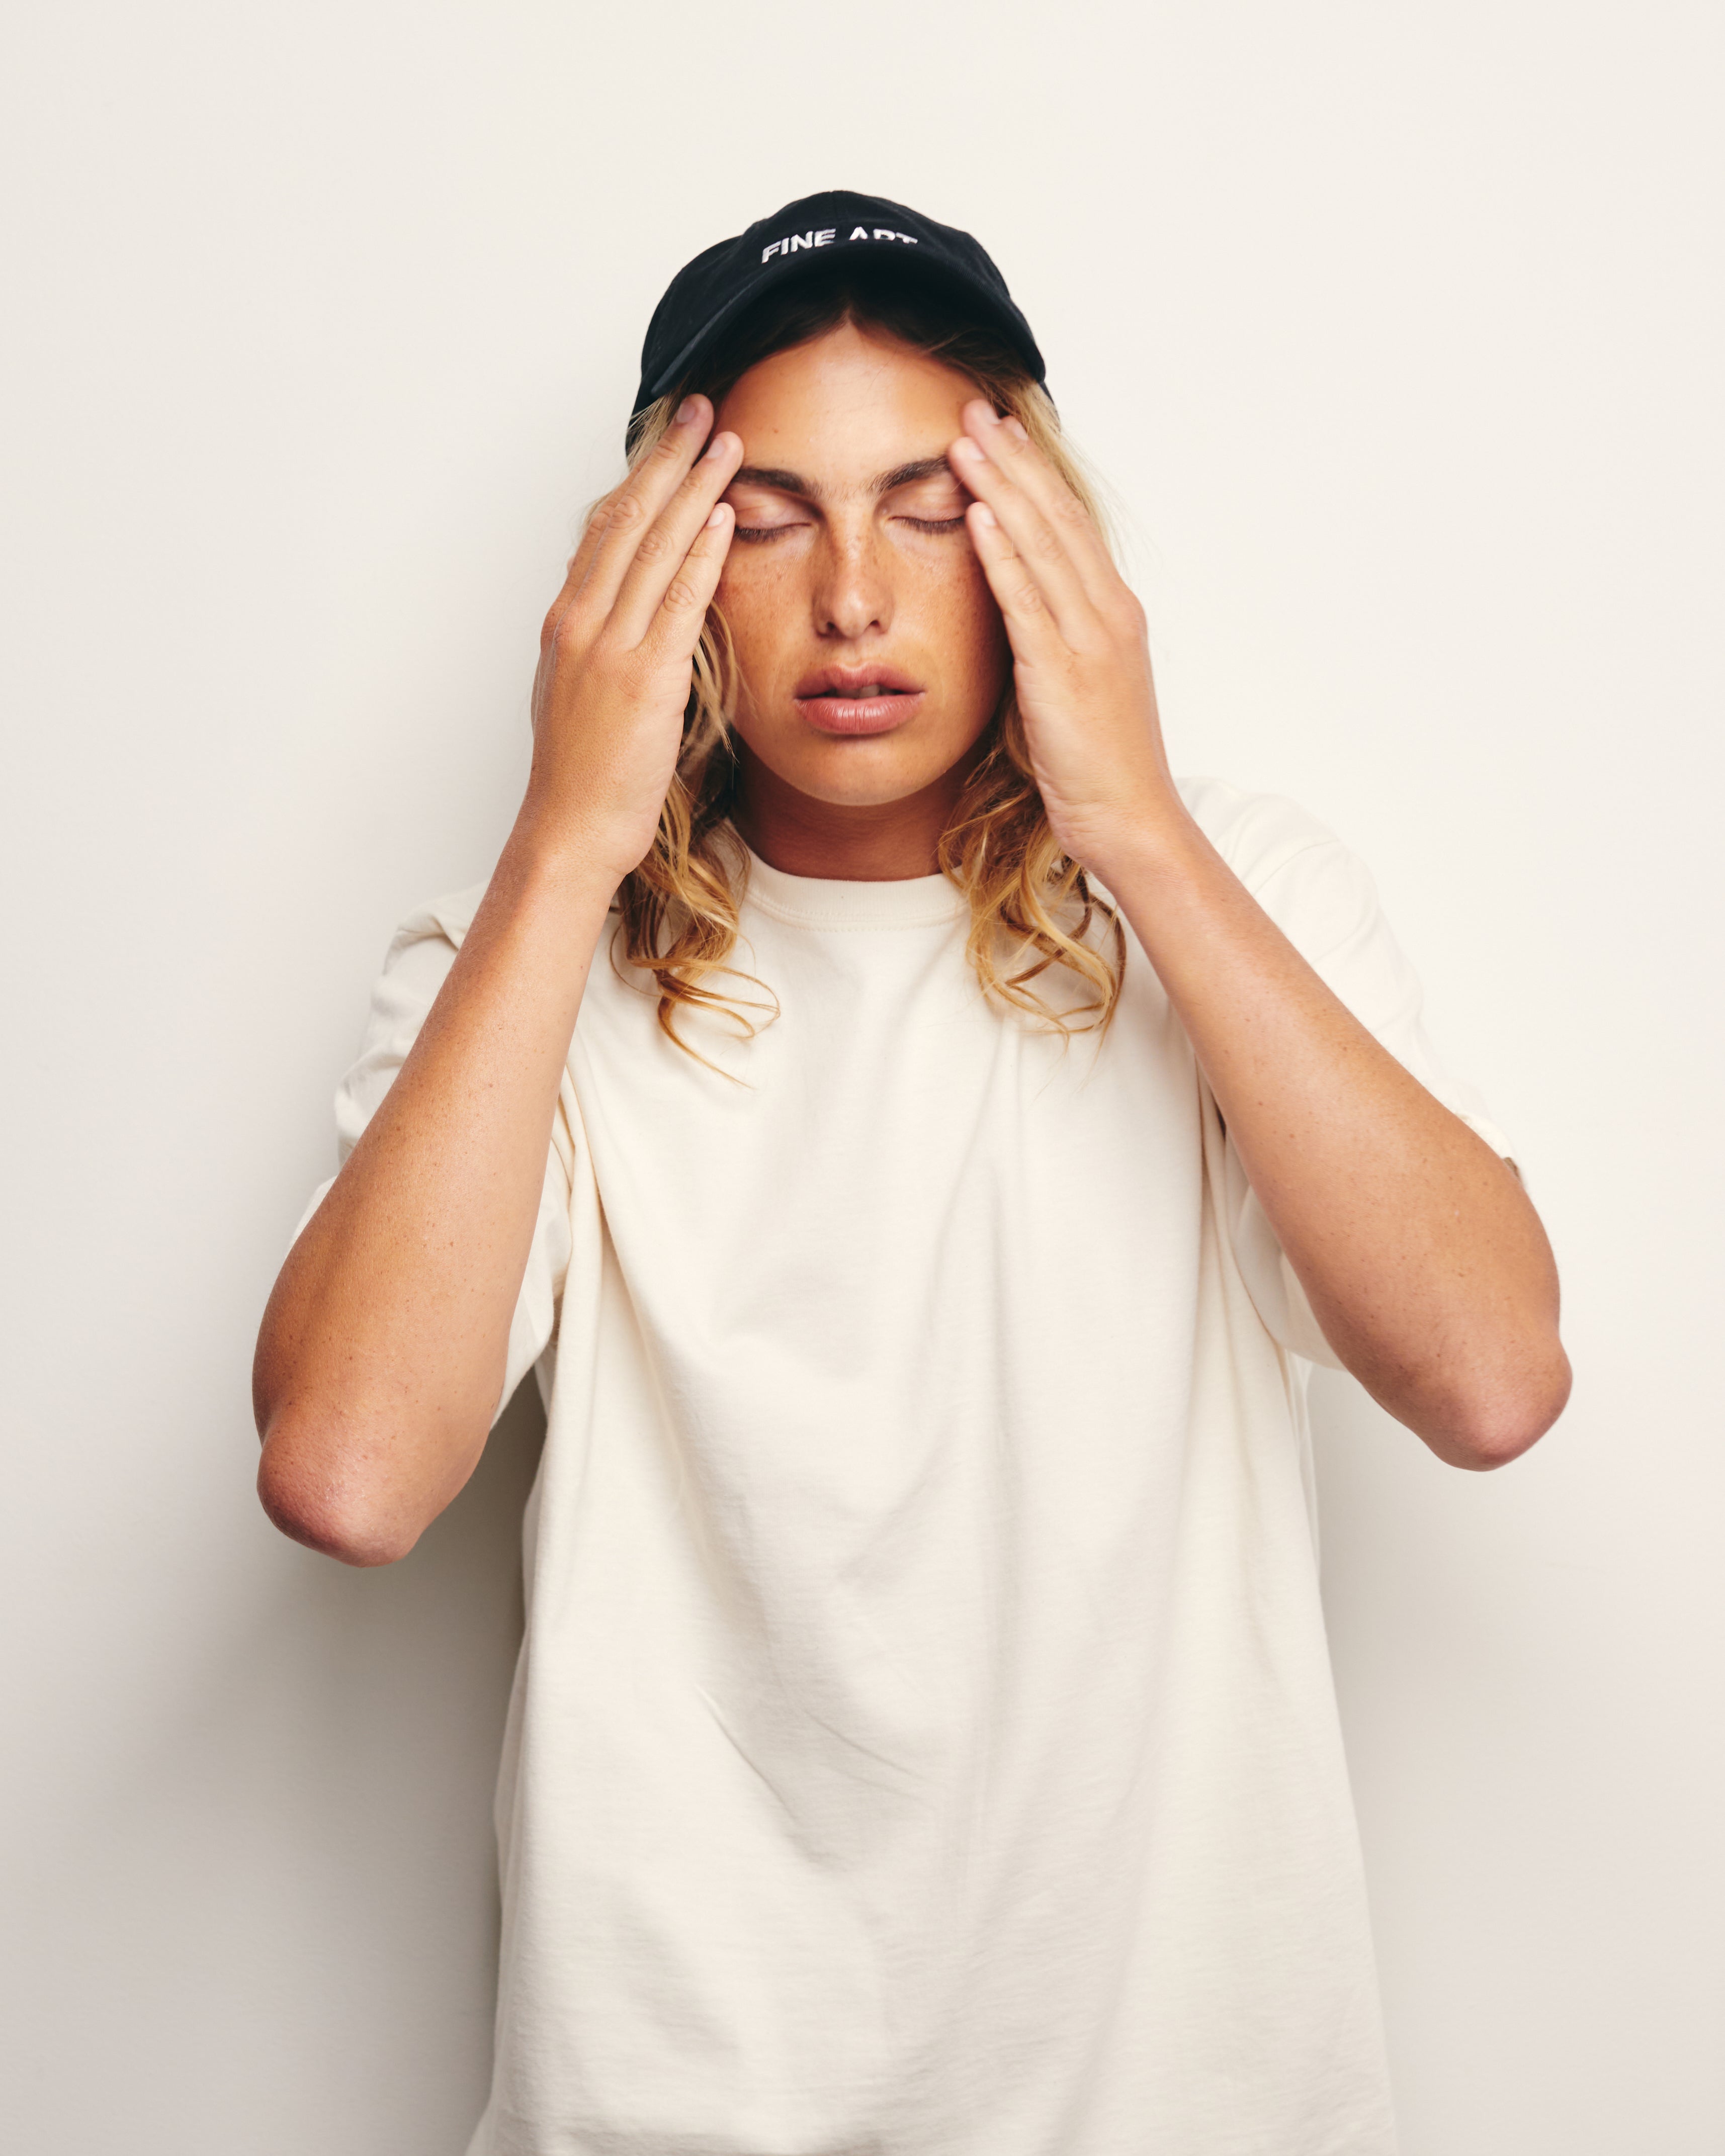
[{"left": 949, "top": 400, "right": 1183, "bottom": 882}]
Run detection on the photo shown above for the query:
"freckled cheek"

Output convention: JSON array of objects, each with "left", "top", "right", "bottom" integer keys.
[
  {"left": 715, "top": 557, "right": 801, "bottom": 702},
  {"left": 904, "top": 551, "right": 1010, "bottom": 689}
]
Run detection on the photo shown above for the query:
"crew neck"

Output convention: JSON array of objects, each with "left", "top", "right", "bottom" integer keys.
[{"left": 739, "top": 842, "right": 969, "bottom": 931}]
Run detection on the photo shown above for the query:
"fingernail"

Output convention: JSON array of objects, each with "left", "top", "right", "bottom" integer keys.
[
  {"left": 978, "top": 403, "right": 1003, "bottom": 425},
  {"left": 676, "top": 396, "right": 702, "bottom": 424},
  {"left": 1004, "top": 417, "right": 1028, "bottom": 442},
  {"left": 704, "top": 431, "right": 731, "bottom": 459},
  {"left": 954, "top": 437, "right": 984, "bottom": 462},
  {"left": 974, "top": 503, "right": 997, "bottom": 527},
  {"left": 708, "top": 504, "right": 729, "bottom": 527}
]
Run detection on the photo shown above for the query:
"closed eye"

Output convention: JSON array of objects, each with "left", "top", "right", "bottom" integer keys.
[
  {"left": 731, "top": 522, "right": 809, "bottom": 544},
  {"left": 737, "top": 513, "right": 966, "bottom": 541}
]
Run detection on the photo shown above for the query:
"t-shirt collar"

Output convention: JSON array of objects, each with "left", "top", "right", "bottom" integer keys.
[{"left": 739, "top": 841, "right": 969, "bottom": 930}]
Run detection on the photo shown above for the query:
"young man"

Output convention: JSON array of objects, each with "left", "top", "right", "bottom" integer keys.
[{"left": 254, "top": 192, "right": 1570, "bottom": 2154}]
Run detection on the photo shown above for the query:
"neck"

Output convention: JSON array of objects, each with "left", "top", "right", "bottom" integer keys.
[{"left": 730, "top": 743, "right": 972, "bottom": 881}]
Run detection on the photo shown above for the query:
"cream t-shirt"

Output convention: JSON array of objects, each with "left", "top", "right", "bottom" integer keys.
[{"left": 299, "top": 775, "right": 1514, "bottom": 2156}]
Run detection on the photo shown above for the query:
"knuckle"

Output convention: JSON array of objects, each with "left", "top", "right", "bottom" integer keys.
[
  {"left": 552, "top": 598, "right": 596, "bottom": 653},
  {"left": 1107, "top": 586, "right": 1147, "bottom": 635},
  {"left": 606, "top": 490, "right": 647, "bottom": 533},
  {"left": 661, "top": 573, "right": 702, "bottom": 615},
  {"left": 634, "top": 522, "right": 674, "bottom": 564}
]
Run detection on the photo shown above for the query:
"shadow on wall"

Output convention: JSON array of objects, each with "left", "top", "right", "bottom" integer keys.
[{"left": 13, "top": 1381, "right": 547, "bottom": 2156}]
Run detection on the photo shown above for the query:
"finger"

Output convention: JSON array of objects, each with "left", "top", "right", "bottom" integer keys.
[
  {"left": 638, "top": 502, "right": 735, "bottom": 664},
  {"left": 576, "top": 395, "right": 719, "bottom": 617},
  {"left": 538, "top": 408, "right": 708, "bottom": 664},
  {"left": 608, "top": 427, "right": 744, "bottom": 647},
  {"left": 950, "top": 431, "right": 1098, "bottom": 644},
  {"left": 557, "top": 396, "right": 711, "bottom": 608},
  {"left": 964, "top": 499, "right": 1070, "bottom": 665},
  {"left": 958, "top": 402, "right": 1119, "bottom": 610}
]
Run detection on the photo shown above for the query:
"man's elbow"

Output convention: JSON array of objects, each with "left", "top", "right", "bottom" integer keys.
[
  {"left": 1444, "top": 1340, "right": 1573, "bottom": 1471},
  {"left": 256, "top": 1434, "right": 422, "bottom": 1568}
]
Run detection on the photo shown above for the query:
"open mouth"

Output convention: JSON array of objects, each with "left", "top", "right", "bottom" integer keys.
[{"left": 793, "top": 666, "right": 925, "bottom": 737}]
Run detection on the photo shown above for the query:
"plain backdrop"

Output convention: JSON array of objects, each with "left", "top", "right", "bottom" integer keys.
[{"left": 3, "top": 3, "right": 1720, "bottom": 2150}]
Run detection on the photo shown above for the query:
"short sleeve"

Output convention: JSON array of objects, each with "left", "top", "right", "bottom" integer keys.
[
  {"left": 291, "top": 888, "right": 576, "bottom": 1423},
  {"left": 1180, "top": 778, "right": 1519, "bottom": 1372}
]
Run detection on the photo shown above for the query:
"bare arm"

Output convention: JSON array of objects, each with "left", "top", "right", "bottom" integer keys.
[
  {"left": 948, "top": 400, "right": 1570, "bottom": 1468},
  {"left": 253, "top": 398, "right": 743, "bottom": 1564},
  {"left": 1104, "top": 819, "right": 1569, "bottom": 1467}
]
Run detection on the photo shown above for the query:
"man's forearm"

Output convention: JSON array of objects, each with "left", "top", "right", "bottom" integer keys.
[
  {"left": 1105, "top": 808, "right": 1570, "bottom": 1467},
  {"left": 252, "top": 819, "right": 620, "bottom": 1563}
]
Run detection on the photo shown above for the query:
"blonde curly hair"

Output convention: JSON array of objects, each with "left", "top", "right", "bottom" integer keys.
[{"left": 609, "top": 264, "right": 1126, "bottom": 1069}]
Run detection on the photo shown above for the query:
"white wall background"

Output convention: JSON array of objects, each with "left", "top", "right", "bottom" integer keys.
[{"left": 3, "top": 2, "right": 1719, "bottom": 2149}]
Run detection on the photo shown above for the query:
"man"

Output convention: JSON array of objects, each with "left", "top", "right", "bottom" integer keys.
[{"left": 254, "top": 192, "right": 1570, "bottom": 2154}]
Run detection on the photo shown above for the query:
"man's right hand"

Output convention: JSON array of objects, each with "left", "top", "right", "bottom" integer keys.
[{"left": 524, "top": 395, "right": 741, "bottom": 880}]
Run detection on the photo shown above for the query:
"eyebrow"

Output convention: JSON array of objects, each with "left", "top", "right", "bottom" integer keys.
[{"left": 728, "top": 455, "right": 957, "bottom": 502}]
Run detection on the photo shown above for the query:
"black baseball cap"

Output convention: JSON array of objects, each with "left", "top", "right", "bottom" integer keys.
[{"left": 629, "top": 190, "right": 1047, "bottom": 445}]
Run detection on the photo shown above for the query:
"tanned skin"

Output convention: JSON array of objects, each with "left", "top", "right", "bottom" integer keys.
[{"left": 253, "top": 324, "right": 1570, "bottom": 1566}]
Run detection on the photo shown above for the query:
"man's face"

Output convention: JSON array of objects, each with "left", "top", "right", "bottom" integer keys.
[{"left": 713, "top": 322, "right": 1010, "bottom": 812}]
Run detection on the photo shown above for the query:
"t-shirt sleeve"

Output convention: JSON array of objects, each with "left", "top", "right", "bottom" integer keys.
[
  {"left": 1184, "top": 780, "right": 1519, "bottom": 1373},
  {"left": 291, "top": 891, "right": 576, "bottom": 1424}
]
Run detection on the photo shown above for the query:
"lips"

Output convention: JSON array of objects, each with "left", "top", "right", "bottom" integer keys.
[{"left": 793, "top": 663, "right": 925, "bottom": 737}]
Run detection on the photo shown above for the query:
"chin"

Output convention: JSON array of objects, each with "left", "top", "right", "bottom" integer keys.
[{"left": 760, "top": 732, "right": 964, "bottom": 810}]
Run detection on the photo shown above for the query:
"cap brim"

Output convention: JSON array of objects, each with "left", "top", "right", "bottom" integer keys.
[{"left": 632, "top": 245, "right": 1045, "bottom": 427}]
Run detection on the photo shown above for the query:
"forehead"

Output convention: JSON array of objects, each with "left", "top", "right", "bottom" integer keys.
[{"left": 714, "top": 322, "right": 974, "bottom": 490}]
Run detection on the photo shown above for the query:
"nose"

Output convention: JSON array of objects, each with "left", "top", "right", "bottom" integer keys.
[{"left": 811, "top": 516, "right": 892, "bottom": 642}]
